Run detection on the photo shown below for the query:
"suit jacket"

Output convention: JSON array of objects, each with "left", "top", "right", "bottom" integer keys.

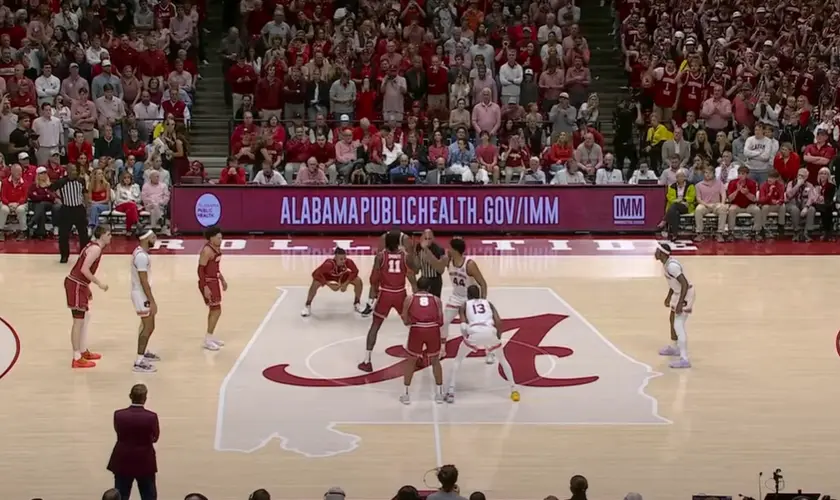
[
  {"left": 661, "top": 139, "right": 691, "bottom": 168},
  {"left": 107, "top": 405, "right": 160, "bottom": 477}
]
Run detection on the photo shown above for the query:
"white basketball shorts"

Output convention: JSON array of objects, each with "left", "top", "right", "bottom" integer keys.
[
  {"left": 131, "top": 290, "right": 152, "bottom": 317},
  {"left": 463, "top": 324, "right": 502, "bottom": 352},
  {"left": 668, "top": 286, "right": 695, "bottom": 314}
]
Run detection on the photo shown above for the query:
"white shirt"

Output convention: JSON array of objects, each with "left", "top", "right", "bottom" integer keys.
[
  {"left": 85, "top": 46, "right": 107, "bottom": 65},
  {"left": 382, "top": 142, "right": 402, "bottom": 165},
  {"left": 131, "top": 247, "right": 151, "bottom": 293},
  {"left": 253, "top": 169, "right": 287, "bottom": 185},
  {"left": 663, "top": 257, "right": 690, "bottom": 294},
  {"left": 32, "top": 116, "right": 63, "bottom": 148},
  {"left": 499, "top": 63, "right": 523, "bottom": 97},
  {"left": 35, "top": 74, "right": 61, "bottom": 105},
  {"left": 465, "top": 298, "right": 493, "bottom": 326}
]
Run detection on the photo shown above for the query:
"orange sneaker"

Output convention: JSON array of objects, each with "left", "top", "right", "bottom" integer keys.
[
  {"left": 72, "top": 358, "right": 97, "bottom": 368},
  {"left": 82, "top": 350, "right": 102, "bottom": 360}
]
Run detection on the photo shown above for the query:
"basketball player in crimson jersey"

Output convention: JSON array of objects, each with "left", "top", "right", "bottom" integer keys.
[
  {"left": 198, "top": 226, "right": 227, "bottom": 351},
  {"left": 301, "top": 247, "right": 372, "bottom": 317},
  {"left": 399, "top": 277, "right": 445, "bottom": 404},
  {"left": 358, "top": 230, "right": 418, "bottom": 373},
  {"left": 63, "top": 225, "right": 111, "bottom": 368},
  {"left": 363, "top": 228, "right": 419, "bottom": 312}
]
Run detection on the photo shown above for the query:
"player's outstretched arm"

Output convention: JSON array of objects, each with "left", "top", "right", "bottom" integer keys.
[
  {"left": 368, "top": 253, "right": 382, "bottom": 300},
  {"left": 467, "top": 261, "right": 488, "bottom": 298}
]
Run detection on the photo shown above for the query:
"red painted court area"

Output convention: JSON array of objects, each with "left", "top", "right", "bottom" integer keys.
[{"left": 0, "top": 236, "right": 838, "bottom": 256}]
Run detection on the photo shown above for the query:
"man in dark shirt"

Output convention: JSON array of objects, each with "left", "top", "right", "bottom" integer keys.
[
  {"left": 7, "top": 114, "right": 35, "bottom": 164},
  {"left": 93, "top": 124, "right": 124, "bottom": 172}
]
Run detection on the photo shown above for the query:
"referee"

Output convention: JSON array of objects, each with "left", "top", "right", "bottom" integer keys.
[
  {"left": 50, "top": 163, "right": 90, "bottom": 263},
  {"left": 415, "top": 229, "right": 445, "bottom": 297}
]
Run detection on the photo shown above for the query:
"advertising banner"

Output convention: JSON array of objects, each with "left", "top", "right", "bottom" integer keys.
[{"left": 172, "top": 185, "right": 666, "bottom": 234}]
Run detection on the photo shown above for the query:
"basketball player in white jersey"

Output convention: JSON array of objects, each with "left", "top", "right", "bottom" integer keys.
[
  {"left": 130, "top": 228, "right": 160, "bottom": 373},
  {"left": 655, "top": 242, "right": 694, "bottom": 369},
  {"left": 445, "top": 285, "right": 519, "bottom": 402},
  {"left": 421, "top": 238, "right": 489, "bottom": 361}
]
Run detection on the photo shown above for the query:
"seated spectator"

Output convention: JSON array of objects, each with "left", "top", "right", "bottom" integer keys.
[
  {"left": 253, "top": 161, "right": 287, "bottom": 185},
  {"left": 519, "top": 157, "right": 547, "bottom": 184},
  {"left": 552, "top": 158, "right": 586, "bottom": 185},
  {"left": 94, "top": 125, "right": 125, "bottom": 173},
  {"left": 219, "top": 157, "right": 248, "bottom": 185},
  {"left": 296, "top": 157, "right": 328, "bottom": 185},
  {"left": 123, "top": 128, "right": 148, "bottom": 184},
  {"left": 694, "top": 166, "right": 728, "bottom": 242},
  {"left": 284, "top": 125, "right": 311, "bottom": 184},
  {"left": 710, "top": 132, "right": 732, "bottom": 166},
  {"left": 427, "top": 130, "right": 450, "bottom": 166},
  {"left": 628, "top": 161, "right": 658, "bottom": 184},
  {"left": 144, "top": 156, "right": 172, "bottom": 186},
  {"left": 27, "top": 166, "right": 59, "bottom": 239},
  {"left": 578, "top": 93, "right": 600, "bottom": 128},
  {"left": 663, "top": 169, "right": 696, "bottom": 240},
  {"left": 595, "top": 154, "right": 623, "bottom": 185},
  {"left": 113, "top": 171, "right": 142, "bottom": 233},
  {"left": 726, "top": 166, "right": 762, "bottom": 241},
  {"left": 785, "top": 168, "right": 816, "bottom": 242},
  {"left": 463, "top": 159, "right": 491, "bottom": 185},
  {"left": 571, "top": 120, "right": 603, "bottom": 149},
  {"left": 450, "top": 98, "right": 471, "bottom": 131},
  {"left": 691, "top": 131, "right": 713, "bottom": 164},
  {"left": 88, "top": 168, "right": 112, "bottom": 228},
  {"left": 425, "top": 157, "right": 447, "bottom": 185},
  {"left": 45, "top": 151, "right": 66, "bottom": 181},
  {"left": 389, "top": 154, "right": 419, "bottom": 183},
  {"left": 330, "top": 129, "right": 361, "bottom": 184},
  {"left": 773, "top": 142, "right": 801, "bottom": 184},
  {"left": 502, "top": 135, "right": 527, "bottom": 183},
  {"left": 812, "top": 167, "right": 837, "bottom": 241},
  {"left": 403, "top": 132, "right": 429, "bottom": 173},
  {"left": 545, "top": 131, "right": 573, "bottom": 173},
  {"left": 183, "top": 160, "right": 207, "bottom": 183},
  {"left": 140, "top": 170, "right": 171, "bottom": 229},
  {"left": 643, "top": 115, "right": 672, "bottom": 172},
  {"left": 475, "top": 132, "right": 500, "bottom": 183},
  {"left": 0, "top": 164, "right": 28, "bottom": 240},
  {"left": 759, "top": 171, "right": 787, "bottom": 236},
  {"left": 661, "top": 127, "right": 690, "bottom": 170}
]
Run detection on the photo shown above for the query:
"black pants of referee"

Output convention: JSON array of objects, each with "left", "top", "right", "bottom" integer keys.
[
  {"left": 423, "top": 275, "right": 443, "bottom": 298},
  {"left": 58, "top": 205, "right": 90, "bottom": 261}
]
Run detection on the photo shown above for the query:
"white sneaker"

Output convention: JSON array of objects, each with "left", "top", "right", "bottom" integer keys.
[
  {"left": 133, "top": 361, "right": 157, "bottom": 373},
  {"left": 202, "top": 340, "right": 220, "bottom": 351},
  {"left": 434, "top": 392, "right": 445, "bottom": 404},
  {"left": 485, "top": 351, "right": 496, "bottom": 364},
  {"left": 143, "top": 352, "right": 161, "bottom": 362},
  {"left": 444, "top": 392, "right": 455, "bottom": 403},
  {"left": 211, "top": 338, "right": 225, "bottom": 347},
  {"left": 399, "top": 393, "right": 411, "bottom": 405},
  {"left": 301, "top": 306, "right": 312, "bottom": 317}
]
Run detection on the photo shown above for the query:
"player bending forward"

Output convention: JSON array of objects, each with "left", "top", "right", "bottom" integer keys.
[
  {"left": 301, "top": 247, "right": 372, "bottom": 317},
  {"left": 130, "top": 228, "right": 161, "bottom": 373},
  {"left": 63, "top": 225, "right": 111, "bottom": 368},
  {"left": 400, "top": 277, "right": 446, "bottom": 404},
  {"left": 198, "top": 226, "right": 228, "bottom": 351},
  {"left": 446, "top": 285, "right": 519, "bottom": 402},
  {"left": 358, "top": 230, "right": 417, "bottom": 373},
  {"left": 421, "top": 238, "right": 488, "bottom": 361},
  {"left": 655, "top": 242, "right": 694, "bottom": 369}
]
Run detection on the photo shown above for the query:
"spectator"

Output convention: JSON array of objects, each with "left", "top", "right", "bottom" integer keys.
[
  {"left": 475, "top": 131, "right": 500, "bottom": 183},
  {"left": 27, "top": 166, "right": 59, "bottom": 239},
  {"left": 664, "top": 169, "right": 696, "bottom": 240},
  {"left": 377, "top": 128, "right": 403, "bottom": 176},
  {"left": 88, "top": 167, "right": 112, "bottom": 228},
  {"left": 568, "top": 474, "right": 589, "bottom": 500},
  {"left": 726, "top": 166, "right": 762, "bottom": 241},
  {"left": 329, "top": 72, "right": 356, "bottom": 122},
  {"left": 381, "top": 67, "right": 407, "bottom": 124},
  {"left": 284, "top": 125, "right": 311, "bottom": 184},
  {"left": 471, "top": 89, "right": 501, "bottom": 138},
  {"left": 92, "top": 61, "right": 122, "bottom": 100},
  {"left": 802, "top": 129, "right": 835, "bottom": 184},
  {"left": 306, "top": 69, "right": 330, "bottom": 124},
  {"left": 595, "top": 154, "right": 623, "bottom": 184},
  {"left": 520, "top": 157, "right": 547, "bottom": 184},
  {"left": 689, "top": 167, "right": 726, "bottom": 241},
  {"left": 330, "top": 129, "right": 361, "bottom": 184},
  {"left": 227, "top": 53, "right": 258, "bottom": 118},
  {"left": 661, "top": 127, "right": 690, "bottom": 169},
  {"left": 812, "top": 167, "right": 837, "bottom": 240},
  {"left": 32, "top": 103, "right": 62, "bottom": 165},
  {"left": 123, "top": 129, "right": 148, "bottom": 184},
  {"left": 427, "top": 465, "right": 467, "bottom": 500},
  {"left": 94, "top": 125, "right": 125, "bottom": 173},
  {"left": 134, "top": 90, "right": 161, "bottom": 141},
  {"left": 141, "top": 170, "right": 171, "bottom": 228},
  {"left": 34, "top": 62, "right": 60, "bottom": 107},
  {"left": 390, "top": 154, "right": 419, "bottom": 183},
  {"left": 253, "top": 161, "right": 286, "bottom": 185},
  {"left": 0, "top": 163, "right": 28, "bottom": 240},
  {"left": 71, "top": 87, "right": 98, "bottom": 141},
  {"left": 296, "top": 157, "right": 328, "bottom": 185},
  {"left": 574, "top": 133, "right": 603, "bottom": 178},
  {"left": 743, "top": 124, "right": 776, "bottom": 185},
  {"left": 553, "top": 158, "right": 587, "bottom": 185},
  {"left": 219, "top": 157, "right": 248, "bottom": 185},
  {"left": 643, "top": 115, "right": 673, "bottom": 172},
  {"left": 578, "top": 93, "right": 600, "bottom": 128},
  {"left": 107, "top": 384, "right": 159, "bottom": 500},
  {"left": 691, "top": 131, "right": 713, "bottom": 163},
  {"left": 629, "top": 161, "right": 658, "bottom": 184},
  {"left": 61, "top": 63, "right": 90, "bottom": 104},
  {"left": 700, "top": 85, "right": 732, "bottom": 137},
  {"left": 549, "top": 93, "right": 576, "bottom": 140},
  {"left": 144, "top": 157, "right": 172, "bottom": 187},
  {"left": 564, "top": 57, "right": 591, "bottom": 108},
  {"left": 759, "top": 170, "right": 787, "bottom": 235},
  {"left": 539, "top": 59, "right": 565, "bottom": 114},
  {"left": 571, "top": 120, "right": 603, "bottom": 149},
  {"left": 499, "top": 49, "right": 523, "bottom": 105},
  {"left": 502, "top": 136, "right": 527, "bottom": 183},
  {"left": 114, "top": 171, "right": 142, "bottom": 233},
  {"left": 786, "top": 168, "right": 816, "bottom": 242}
]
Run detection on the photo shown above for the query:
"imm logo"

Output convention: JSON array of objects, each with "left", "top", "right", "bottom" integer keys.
[{"left": 613, "top": 195, "right": 645, "bottom": 224}]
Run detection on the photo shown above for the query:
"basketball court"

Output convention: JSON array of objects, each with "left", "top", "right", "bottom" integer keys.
[{"left": 1, "top": 236, "right": 839, "bottom": 500}]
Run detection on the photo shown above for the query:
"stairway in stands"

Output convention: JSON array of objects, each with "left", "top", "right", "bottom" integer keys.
[
  {"left": 190, "top": 0, "right": 230, "bottom": 170},
  {"left": 579, "top": 1, "right": 625, "bottom": 148}
]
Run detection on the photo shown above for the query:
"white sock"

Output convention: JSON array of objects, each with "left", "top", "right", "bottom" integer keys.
[
  {"left": 205, "top": 334, "right": 214, "bottom": 343},
  {"left": 136, "top": 355, "right": 145, "bottom": 364},
  {"left": 364, "top": 350, "right": 372, "bottom": 363},
  {"left": 497, "top": 349, "right": 516, "bottom": 389},
  {"left": 80, "top": 313, "right": 90, "bottom": 351},
  {"left": 73, "top": 351, "right": 81, "bottom": 360},
  {"left": 674, "top": 313, "right": 689, "bottom": 360},
  {"left": 436, "top": 384, "right": 443, "bottom": 395}
]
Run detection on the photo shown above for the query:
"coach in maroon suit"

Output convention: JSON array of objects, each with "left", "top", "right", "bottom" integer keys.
[{"left": 107, "top": 384, "right": 160, "bottom": 500}]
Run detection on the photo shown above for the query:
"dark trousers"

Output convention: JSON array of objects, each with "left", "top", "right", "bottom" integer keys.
[
  {"left": 114, "top": 473, "right": 157, "bottom": 500},
  {"left": 58, "top": 205, "right": 89, "bottom": 260},
  {"left": 614, "top": 138, "right": 638, "bottom": 173},
  {"left": 816, "top": 203, "right": 835, "bottom": 235},
  {"left": 665, "top": 202, "right": 688, "bottom": 237},
  {"left": 29, "top": 201, "right": 60, "bottom": 237},
  {"left": 423, "top": 275, "right": 443, "bottom": 297}
]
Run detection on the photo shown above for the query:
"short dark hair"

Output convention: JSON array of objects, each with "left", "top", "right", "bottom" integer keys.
[
  {"left": 184, "top": 494, "right": 208, "bottom": 500},
  {"left": 249, "top": 489, "right": 271, "bottom": 500},
  {"left": 334, "top": 247, "right": 347, "bottom": 256},
  {"left": 103, "top": 83, "right": 113, "bottom": 92},
  {"left": 417, "top": 277, "right": 431, "bottom": 292},
  {"left": 467, "top": 285, "right": 480, "bottom": 299},
  {"left": 129, "top": 383, "right": 147, "bottom": 404},
  {"left": 469, "top": 493, "right": 486, "bottom": 500},
  {"left": 102, "top": 489, "right": 121, "bottom": 500},
  {"left": 450, "top": 238, "right": 466, "bottom": 255},
  {"left": 204, "top": 225, "right": 222, "bottom": 240},
  {"left": 437, "top": 464, "right": 459, "bottom": 492}
]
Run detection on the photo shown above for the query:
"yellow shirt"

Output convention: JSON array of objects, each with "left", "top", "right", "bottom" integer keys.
[{"left": 646, "top": 124, "right": 674, "bottom": 146}]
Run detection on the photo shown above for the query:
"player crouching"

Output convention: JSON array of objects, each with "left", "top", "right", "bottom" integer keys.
[
  {"left": 400, "top": 277, "right": 445, "bottom": 404},
  {"left": 302, "top": 247, "right": 372, "bottom": 317}
]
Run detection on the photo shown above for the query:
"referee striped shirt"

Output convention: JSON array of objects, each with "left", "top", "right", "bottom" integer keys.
[
  {"left": 50, "top": 176, "right": 87, "bottom": 207},
  {"left": 418, "top": 243, "right": 444, "bottom": 278}
]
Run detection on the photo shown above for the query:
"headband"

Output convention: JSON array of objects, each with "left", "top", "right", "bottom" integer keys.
[
  {"left": 139, "top": 229, "right": 155, "bottom": 240},
  {"left": 656, "top": 242, "right": 671, "bottom": 255}
]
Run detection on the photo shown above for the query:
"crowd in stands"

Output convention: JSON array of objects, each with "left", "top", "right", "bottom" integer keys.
[{"left": 0, "top": 0, "right": 205, "bottom": 239}]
